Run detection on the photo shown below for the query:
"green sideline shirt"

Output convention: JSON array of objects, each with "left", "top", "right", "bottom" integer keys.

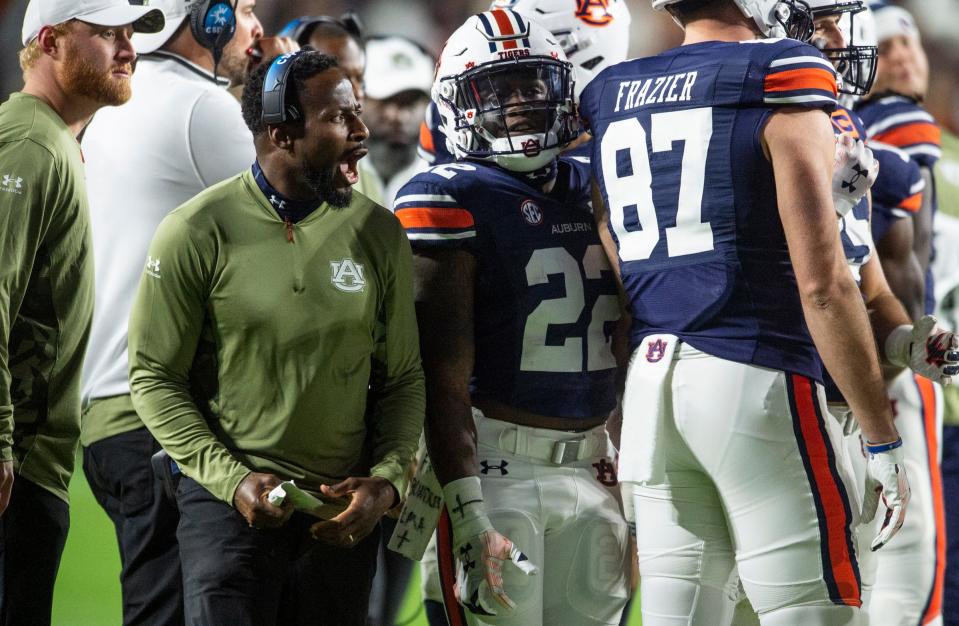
[
  {"left": 129, "top": 169, "right": 425, "bottom": 505},
  {"left": 0, "top": 93, "right": 94, "bottom": 503}
]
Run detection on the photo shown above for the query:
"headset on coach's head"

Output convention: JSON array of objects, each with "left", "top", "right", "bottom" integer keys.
[{"left": 261, "top": 50, "right": 308, "bottom": 125}]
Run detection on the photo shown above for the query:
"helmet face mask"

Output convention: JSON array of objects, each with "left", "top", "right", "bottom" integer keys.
[
  {"left": 433, "top": 10, "right": 579, "bottom": 172},
  {"left": 652, "top": 0, "right": 814, "bottom": 41},
  {"left": 808, "top": 1, "right": 877, "bottom": 96},
  {"left": 769, "top": 0, "right": 816, "bottom": 41}
]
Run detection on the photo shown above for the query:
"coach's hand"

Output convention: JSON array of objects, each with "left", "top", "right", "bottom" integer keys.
[
  {"left": 0, "top": 460, "right": 13, "bottom": 517},
  {"left": 862, "top": 439, "right": 910, "bottom": 551},
  {"left": 247, "top": 36, "right": 299, "bottom": 73},
  {"left": 310, "top": 476, "right": 396, "bottom": 548},
  {"left": 442, "top": 476, "right": 538, "bottom": 616},
  {"left": 233, "top": 472, "right": 294, "bottom": 529}
]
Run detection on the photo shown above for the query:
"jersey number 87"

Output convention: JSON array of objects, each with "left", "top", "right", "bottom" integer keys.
[{"left": 600, "top": 107, "right": 716, "bottom": 262}]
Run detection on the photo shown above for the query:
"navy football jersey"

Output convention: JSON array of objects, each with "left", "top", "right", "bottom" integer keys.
[
  {"left": 580, "top": 39, "right": 838, "bottom": 382},
  {"left": 858, "top": 95, "right": 941, "bottom": 314},
  {"left": 868, "top": 141, "right": 925, "bottom": 242},
  {"left": 858, "top": 95, "right": 942, "bottom": 167},
  {"left": 395, "top": 156, "right": 618, "bottom": 419},
  {"left": 417, "top": 102, "right": 455, "bottom": 166}
]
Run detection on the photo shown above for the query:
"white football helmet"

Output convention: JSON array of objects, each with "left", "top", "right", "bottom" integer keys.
[
  {"left": 489, "top": 0, "right": 632, "bottom": 97},
  {"left": 652, "top": 0, "right": 814, "bottom": 40},
  {"left": 805, "top": 0, "right": 877, "bottom": 96},
  {"left": 433, "top": 9, "right": 579, "bottom": 172}
]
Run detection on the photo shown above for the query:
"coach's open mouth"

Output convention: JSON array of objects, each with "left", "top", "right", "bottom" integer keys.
[{"left": 336, "top": 147, "right": 368, "bottom": 187}]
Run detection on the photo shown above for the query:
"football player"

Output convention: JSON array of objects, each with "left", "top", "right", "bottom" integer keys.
[
  {"left": 729, "top": 3, "right": 958, "bottom": 622},
  {"left": 395, "top": 9, "right": 630, "bottom": 626},
  {"left": 581, "top": 0, "right": 909, "bottom": 623},
  {"left": 417, "top": 0, "right": 632, "bottom": 167},
  {"left": 854, "top": 3, "right": 952, "bottom": 623}
]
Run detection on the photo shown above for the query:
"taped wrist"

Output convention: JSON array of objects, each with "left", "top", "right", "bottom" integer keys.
[
  {"left": 884, "top": 324, "right": 913, "bottom": 368},
  {"left": 442, "top": 476, "right": 492, "bottom": 546}
]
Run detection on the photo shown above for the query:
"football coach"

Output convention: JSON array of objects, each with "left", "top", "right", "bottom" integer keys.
[{"left": 127, "top": 50, "right": 425, "bottom": 626}]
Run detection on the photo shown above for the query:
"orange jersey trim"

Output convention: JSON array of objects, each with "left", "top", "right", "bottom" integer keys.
[
  {"left": 418, "top": 120, "right": 435, "bottom": 154},
  {"left": 873, "top": 122, "right": 942, "bottom": 149},
  {"left": 764, "top": 68, "right": 837, "bottom": 96},
  {"left": 899, "top": 191, "right": 923, "bottom": 213},
  {"left": 396, "top": 207, "right": 475, "bottom": 230}
]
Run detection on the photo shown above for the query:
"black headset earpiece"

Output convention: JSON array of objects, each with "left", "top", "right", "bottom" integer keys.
[
  {"left": 189, "top": 0, "right": 238, "bottom": 70},
  {"left": 261, "top": 50, "right": 307, "bottom": 125}
]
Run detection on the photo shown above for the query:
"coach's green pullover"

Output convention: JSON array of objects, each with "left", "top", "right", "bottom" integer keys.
[
  {"left": 129, "top": 170, "right": 425, "bottom": 506},
  {"left": 0, "top": 93, "right": 94, "bottom": 503}
]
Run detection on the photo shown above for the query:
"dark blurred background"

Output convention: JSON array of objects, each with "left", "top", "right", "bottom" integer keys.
[{"left": 0, "top": 0, "right": 955, "bottom": 131}]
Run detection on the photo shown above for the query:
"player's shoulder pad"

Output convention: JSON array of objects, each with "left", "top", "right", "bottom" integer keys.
[
  {"left": 869, "top": 140, "right": 925, "bottom": 212},
  {"left": 858, "top": 96, "right": 941, "bottom": 166},
  {"left": 757, "top": 39, "right": 837, "bottom": 111},
  {"left": 393, "top": 165, "right": 481, "bottom": 245}
]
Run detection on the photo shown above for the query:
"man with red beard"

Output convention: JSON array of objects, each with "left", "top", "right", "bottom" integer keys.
[{"left": 0, "top": 2, "right": 163, "bottom": 623}]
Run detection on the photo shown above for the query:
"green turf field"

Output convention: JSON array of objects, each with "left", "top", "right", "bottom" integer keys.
[{"left": 52, "top": 466, "right": 642, "bottom": 625}]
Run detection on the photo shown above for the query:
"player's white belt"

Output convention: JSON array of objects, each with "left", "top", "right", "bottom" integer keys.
[{"left": 474, "top": 408, "right": 607, "bottom": 465}]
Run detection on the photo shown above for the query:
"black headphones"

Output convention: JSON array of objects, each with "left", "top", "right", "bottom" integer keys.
[
  {"left": 277, "top": 11, "right": 364, "bottom": 48},
  {"left": 261, "top": 50, "right": 307, "bottom": 125},
  {"left": 189, "top": 0, "right": 238, "bottom": 69}
]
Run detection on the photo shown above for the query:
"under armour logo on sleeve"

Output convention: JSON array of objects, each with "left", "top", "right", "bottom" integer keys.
[{"left": 145, "top": 256, "right": 161, "bottom": 278}]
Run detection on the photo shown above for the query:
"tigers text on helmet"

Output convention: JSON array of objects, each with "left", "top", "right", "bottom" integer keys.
[
  {"left": 651, "top": 0, "right": 814, "bottom": 41},
  {"left": 489, "top": 0, "right": 631, "bottom": 98},
  {"left": 805, "top": 0, "right": 877, "bottom": 96}
]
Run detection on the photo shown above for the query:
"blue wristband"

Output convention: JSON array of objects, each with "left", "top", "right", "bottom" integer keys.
[{"left": 864, "top": 437, "right": 903, "bottom": 454}]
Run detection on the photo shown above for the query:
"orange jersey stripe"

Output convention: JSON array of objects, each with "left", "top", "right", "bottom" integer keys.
[
  {"left": 491, "top": 9, "right": 518, "bottom": 49},
  {"left": 418, "top": 120, "right": 435, "bottom": 154},
  {"left": 396, "top": 207, "right": 475, "bottom": 230},
  {"left": 916, "top": 376, "right": 946, "bottom": 624},
  {"left": 873, "top": 122, "right": 942, "bottom": 149},
  {"left": 899, "top": 191, "right": 923, "bottom": 213},
  {"left": 792, "top": 375, "right": 861, "bottom": 606},
  {"left": 764, "top": 68, "right": 837, "bottom": 95}
]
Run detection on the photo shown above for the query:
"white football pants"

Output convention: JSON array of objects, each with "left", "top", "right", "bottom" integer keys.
[{"left": 623, "top": 344, "right": 865, "bottom": 626}]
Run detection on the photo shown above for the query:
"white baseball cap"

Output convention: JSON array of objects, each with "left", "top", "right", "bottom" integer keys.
[
  {"left": 872, "top": 4, "right": 920, "bottom": 44},
  {"left": 364, "top": 37, "right": 435, "bottom": 101},
  {"left": 22, "top": 0, "right": 165, "bottom": 46},
  {"left": 132, "top": 0, "right": 200, "bottom": 54}
]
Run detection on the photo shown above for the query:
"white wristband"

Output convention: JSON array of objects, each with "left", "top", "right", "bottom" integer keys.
[
  {"left": 442, "top": 476, "right": 492, "bottom": 544},
  {"left": 884, "top": 324, "right": 912, "bottom": 368}
]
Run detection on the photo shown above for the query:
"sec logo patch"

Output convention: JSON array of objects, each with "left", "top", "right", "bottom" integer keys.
[{"left": 520, "top": 199, "right": 543, "bottom": 226}]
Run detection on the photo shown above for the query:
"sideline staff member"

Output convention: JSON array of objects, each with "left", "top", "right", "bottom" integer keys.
[
  {"left": 0, "top": 1, "right": 162, "bottom": 623},
  {"left": 79, "top": 1, "right": 294, "bottom": 622},
  {"left": 128, "top": 51, "right": 424, "bottom": 625}
]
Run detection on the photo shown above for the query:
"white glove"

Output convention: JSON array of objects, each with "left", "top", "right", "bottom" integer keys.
[
  {"left": 833, "top": 134, "right": 879, "bottom": 217},
  {"left": 885, "top": 315, "right": 959, "bottom": 384},
  {"left": 442, "top": 476, "right": 538, "bottom": 616},
  {"left": 862, "top": 439, "right": 910, "bottom": 551}
]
